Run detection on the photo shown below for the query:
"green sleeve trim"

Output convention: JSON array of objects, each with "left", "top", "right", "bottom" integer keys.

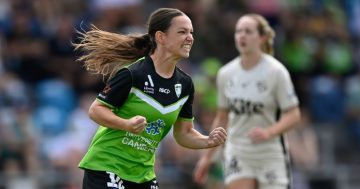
[
  {"left": 177, "top": 117, "right": 194, "bottom": 122},
  {"left": 124, "top": 57, "right": 145, "bottom": 68},
  {"left": 96, "top": 98, "right": 115, "bottom": 109}
]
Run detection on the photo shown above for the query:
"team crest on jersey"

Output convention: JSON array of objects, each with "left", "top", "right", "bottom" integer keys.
[
  {"left": 174, "top": 83, "right": 182, "bottom": 98},
  {"left": 265, "top": 170, "right": 277, "bottom": 184},
  {"left": 225, "top": 157, "right": 241, "bottom": 177},
  {"left": 256, "top": 80, "right": 267, "bottom": 93}
]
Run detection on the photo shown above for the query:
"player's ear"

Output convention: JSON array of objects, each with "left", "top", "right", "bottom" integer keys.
[{"left": 155, "top": 31, "right": 166, "bottom": 45}]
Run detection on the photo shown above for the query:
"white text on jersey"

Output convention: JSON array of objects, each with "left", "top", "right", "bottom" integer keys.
[{"left": 159, "top": 88, "right": 170, "bottom": 94}]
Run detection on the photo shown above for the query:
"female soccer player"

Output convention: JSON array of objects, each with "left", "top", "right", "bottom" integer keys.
[
  {"left": 193, "top": 13, "right": 301, "bottom": 189},
  {"left": 73, "top": 7, "right": 227, "bottom": 189}
]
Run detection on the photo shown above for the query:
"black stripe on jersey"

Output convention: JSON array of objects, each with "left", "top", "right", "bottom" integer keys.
[
  {"left": 280, "top": 134, "right": 292, "bottom": 189},
  {"left": 277, "top": 108, "right": 292, "bottom": 189}
]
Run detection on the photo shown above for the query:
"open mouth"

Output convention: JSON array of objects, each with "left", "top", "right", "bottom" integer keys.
[
  {"left": 182, "top": 44, "right": 192, "bottom": 50},
  {"left": 240, "top": 41, "right": 246, "bottom": 47}
]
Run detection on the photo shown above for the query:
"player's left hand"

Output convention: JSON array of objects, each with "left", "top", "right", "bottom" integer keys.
[
  {"left": 207, "top": 127, "right": 227, "bottom": 147},
  {"left": 248, "top": 127, "right": 272, "bottom": 143}
]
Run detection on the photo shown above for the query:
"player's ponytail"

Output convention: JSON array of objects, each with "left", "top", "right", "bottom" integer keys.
[
  {"left": 246, "top": 14, "right": 275, "bottom": 55},
  {"left": 73, "top": 25, "right": 153, "bottom": 80},
  {"left": 73, "top": 8, "right": 185, "bottom": 81}
]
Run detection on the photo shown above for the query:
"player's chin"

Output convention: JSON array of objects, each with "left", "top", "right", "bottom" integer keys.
[
  {"left": 238, "top": 48, "right": 247, "bottom": 54},
  {"left": 180, "top": 49, "right": 191, "bottom": 57}
]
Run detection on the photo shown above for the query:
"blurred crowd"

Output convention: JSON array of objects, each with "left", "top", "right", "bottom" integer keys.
[{"left": 0, "top": 0, "right": 359, "bottom": 189}]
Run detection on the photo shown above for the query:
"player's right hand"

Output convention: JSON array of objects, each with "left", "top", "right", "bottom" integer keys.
[{"left": 207, "top": 127, "right": 227, "bottom": 147}]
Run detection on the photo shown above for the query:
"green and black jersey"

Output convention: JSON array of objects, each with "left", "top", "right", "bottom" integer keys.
[{"left": 79, "top": 56, "right": 194, "bottom": 183}]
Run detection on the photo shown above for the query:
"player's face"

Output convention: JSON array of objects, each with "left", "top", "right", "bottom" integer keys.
[
  {"left": 161, "top": 15, "right": 194, "bottom": 59},
  {"left": 234, "top": 16, "right": 263, "bottom": 55}
]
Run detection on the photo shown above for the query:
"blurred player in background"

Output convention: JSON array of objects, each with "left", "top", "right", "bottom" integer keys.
[{"left": 193, "top": 13, "right": 301, "bottom": 189}]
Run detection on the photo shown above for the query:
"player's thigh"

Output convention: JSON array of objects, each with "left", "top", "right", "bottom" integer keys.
[
  {"left": 226, "top": 178, "right": 257, "bottom": 189},
  {"left": 257, "top": 160, "right": 289, "bottom": 189},
  {"left": 224, "top": 156, "right": 256, "bottom": 185},
  {"left": 258, "top": 182, "right": 288, "bottom": 189},
  {"left": 224, "top": 155, "right": 257, "bottom": 189}
]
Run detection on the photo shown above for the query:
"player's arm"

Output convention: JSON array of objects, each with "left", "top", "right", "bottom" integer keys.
[
  {"left": 88, "top": 100, "right": 147, "bottom": 134},
  {"left": 173, "top": 117, "right": 227, "bottom": 149},
  {"left": 198, "top": 108, "right": 228, "bottom": 157},
  {"left": 248, "top": 65, "right": 301, "bottom": 143},
  {"left": 267, "top": 106, "right": 301, "bottom": 137},
  {"left": 248, "top": 106, "right": 301, "bottom": 143},
  {"left": 193, "top": 108, "right": 228, "bottom": 184},
  {"left": 88, "top": 68, "right": 147, "bottom": 134}
]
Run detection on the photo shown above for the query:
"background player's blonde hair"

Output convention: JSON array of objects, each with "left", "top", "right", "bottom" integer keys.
[{"left": 244, "top": 13, "right": 275, "bottom": 55}]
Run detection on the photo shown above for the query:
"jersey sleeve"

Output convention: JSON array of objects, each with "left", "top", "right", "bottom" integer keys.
[
  {"left": 97, "top": 68, "right": 132, "bottom": 109},
  {"left": 275, "top": 67, "right": 299, "bottom": 111},
  {"left": 216, "top": 68, "right": 229, "bottom": 109},
  {"left": 178, "top": 80, "right": 194, "bottom": 120}
]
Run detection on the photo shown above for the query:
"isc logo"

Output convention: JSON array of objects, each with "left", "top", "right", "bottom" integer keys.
[{"left": 159, "top": 88, "right": 170, "bottom": 94}]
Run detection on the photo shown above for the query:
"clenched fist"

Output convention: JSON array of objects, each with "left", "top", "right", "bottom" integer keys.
[
  {"left": 207, "top": 127, "right": 227, "bottom": 147},
  {"left": 126, "top": 115, "right": 147, "bottom": 134}
]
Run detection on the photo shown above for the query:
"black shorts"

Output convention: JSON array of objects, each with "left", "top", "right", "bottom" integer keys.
[{"left": 82, "top": 169, "right": 159, "bottom": 189}]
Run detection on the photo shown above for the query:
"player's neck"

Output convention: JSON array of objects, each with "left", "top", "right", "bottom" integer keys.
[
  {"left": 150, "top": 53, "right": 177, "bottom": 78},
  {"left": 240, "top": 52, "right": 263, "bottom": 70}
]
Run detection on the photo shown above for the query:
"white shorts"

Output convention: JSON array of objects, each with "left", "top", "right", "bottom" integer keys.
[{"left": 224, "top": 155, "right": 290, "bottom": 189}]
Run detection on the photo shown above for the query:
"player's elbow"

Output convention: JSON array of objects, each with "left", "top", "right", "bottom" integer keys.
[
  {"left": 291, "top": 106, "right": 301, "bottom": 125},
  {"left": 88, "top": 101, "right": 102, "bottom": 122}
]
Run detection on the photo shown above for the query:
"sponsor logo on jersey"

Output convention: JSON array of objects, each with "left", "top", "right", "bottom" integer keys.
[
  {"left": 228, "top": 98, "right": 264, "bottom": 115},
  {"left": 226, "top": 78, "right": 236, "bottom": 93},
  {"left": 144, "top": 75, "right": 154, "bottom": 94},
  {"left": 102, "top": 85, "right": 111, "bottom": 94},
  {"left": 122, "top": 132, "right": 158, "bottom": 153},
  {"left": 159, "top": 88, "right": 170, "bottom": 94},
  {"left": 145, "top": 119, "right": 165, "bottom": 135},
  {"left": 174, "top": 83, "right": 182, "bottom": 98},
  {"left": 98, "top": 85, "right": 111, "bottom": 99}
]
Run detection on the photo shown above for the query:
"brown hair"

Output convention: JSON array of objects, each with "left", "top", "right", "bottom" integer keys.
[
  {"left": 73, "top": 8, "right": 184, "bottom": 80},
  {"left": 244, "top": 14, "right": 275, "bottom": 55}
]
